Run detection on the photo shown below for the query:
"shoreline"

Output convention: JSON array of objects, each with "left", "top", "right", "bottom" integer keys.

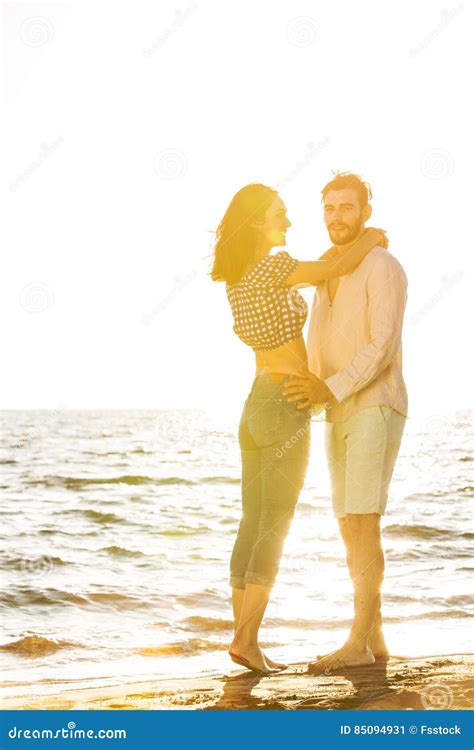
[{"left": 2, "top": 654, "right": 472, "bottom": 711}]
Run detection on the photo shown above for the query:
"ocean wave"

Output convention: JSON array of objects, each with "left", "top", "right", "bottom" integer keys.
[
  {"left": 80, "top": 451, "right": 130, "bottom": 457},
  {"left": 83, "top": 592, "right": 151, "bottom": 609},
  {"left": 0, "top": 587, "right": 152, "bottom": 610},
  {"left": 101, "top": 545, "right": 144, "bottom": 558},
  {"left": 32, "top": 474, "right": 240, "bottom": 488},
  {"left": 152, "top": 477, "right": 196, "bottom": 486},
  {"left": 152, "top": 476, "right": 240, "bottom": 486},
  {"left": 384, "top": 524, "right": 473, "bottom": 540},
  {"left": 260, "top": 610, "right": 473, "bottom": 629},
  {"left": 137, "top": 638, "right": 280, "bottom": 657},
  {"left": 138, "top": 639, "right": 230, "bottom": 656},
  {"left": 203, "top": 477, "right": 240, "bottom": 484},
  {"left": 36, "top": 474, "right": 158, "bottom": 488},
  {"left": 0, "top": 587, "right": 90, "bottom": 608},
  {"left": 173, "top": 612, "right": 474, "bottom": 649},
  {"left": 184, "top": 616, "right": 234, "bottom": 632},
  {"left": 446, "top": 595, "right": 474, "bottom": 607},
  {"left": 404, "top": 609, "right": 474, "bottom": 621},
  {"left": 59, "top": 509, "right": 125, "bottom": 524},
  {"left": 0, "top": 635, "right": 80, "bottom": 658},
  {"left": 175, "top": 589, "right": 221, "bottom": 606},
  {"left": 388, "top": 549, "right": 425, "bottom": 559},
  {"left": 383, "top": 593, "right": 473, "bottom": 609},
  {"left": 36, "top": 528, "right": 100, "bottom": 537},
  {"left": 158, "top": 527, "right": 209, "bottom": 536}
]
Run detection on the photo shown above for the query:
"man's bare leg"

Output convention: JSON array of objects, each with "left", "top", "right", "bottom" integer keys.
[
  {"left": 309, "top": 513, "right": 384, "bottom": 672},
  {"left": 315, "top": 515, "right": 389, "bottom": 661}
]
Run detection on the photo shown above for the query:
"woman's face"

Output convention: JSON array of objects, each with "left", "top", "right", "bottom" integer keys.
[{"left": 255, "top": 195, "right": 291, "bottom": 250}]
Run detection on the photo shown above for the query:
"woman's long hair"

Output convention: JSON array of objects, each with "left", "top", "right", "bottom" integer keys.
[{"left": 211, "top": 183, "right": 278, "bottom": 286}]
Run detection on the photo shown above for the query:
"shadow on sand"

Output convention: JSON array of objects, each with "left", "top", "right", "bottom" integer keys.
[{"left": 208, "top": 658, "right": 428, "bottom": 710}]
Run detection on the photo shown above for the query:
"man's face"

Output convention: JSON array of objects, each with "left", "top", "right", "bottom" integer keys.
[{"left": 323, "top": 188, "right": 370, "bottom": 245}]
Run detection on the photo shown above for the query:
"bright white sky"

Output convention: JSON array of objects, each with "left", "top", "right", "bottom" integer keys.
[{"left": 3, "top": 0, "right": 472, "bottom": 422}]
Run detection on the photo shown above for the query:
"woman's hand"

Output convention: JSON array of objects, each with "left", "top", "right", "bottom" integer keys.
[{"left": 282, "top": 369, "right": 333, "bottom": 409}]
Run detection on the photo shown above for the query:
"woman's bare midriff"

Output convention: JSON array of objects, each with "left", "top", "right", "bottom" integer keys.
[{"left": 255, "top": 335, "right": 308, "bottom": 376}]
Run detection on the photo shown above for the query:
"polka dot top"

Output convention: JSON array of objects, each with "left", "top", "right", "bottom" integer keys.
[{"left": 225, "top": 251, "right": 308, "bottom": 352}]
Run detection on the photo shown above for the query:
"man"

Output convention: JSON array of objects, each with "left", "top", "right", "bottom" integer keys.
[{"left": 283, "top": 172, "right": 408, "bottom": 671}]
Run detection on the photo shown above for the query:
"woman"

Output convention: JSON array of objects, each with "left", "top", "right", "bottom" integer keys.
[{"left": 211, "top": 183, "right": 386, "bottom": 673}]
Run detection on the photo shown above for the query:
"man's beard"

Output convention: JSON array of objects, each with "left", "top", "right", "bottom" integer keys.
[{"left": 328, "top": 216, "right": 364, "bottom": 245}]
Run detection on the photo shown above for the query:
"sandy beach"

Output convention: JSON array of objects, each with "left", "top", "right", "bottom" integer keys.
[{"left": 2, "top": 654, "right": 472, "bottom": 711}]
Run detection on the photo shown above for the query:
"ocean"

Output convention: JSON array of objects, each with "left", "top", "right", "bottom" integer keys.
[{"left": 0, "top": 408, "right": 472, "bottom": 701}]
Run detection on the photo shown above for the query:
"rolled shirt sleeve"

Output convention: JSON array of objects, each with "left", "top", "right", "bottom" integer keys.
[{"left": 324, "top": 255, "right": 408, "bottom": 403}]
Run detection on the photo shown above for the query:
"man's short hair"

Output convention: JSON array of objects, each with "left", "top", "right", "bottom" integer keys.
[{"left": 321, "top": 172, "right": 372, "bottom": 208}]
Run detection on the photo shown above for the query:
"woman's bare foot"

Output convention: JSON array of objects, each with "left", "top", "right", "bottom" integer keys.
[
  {"left": 308, "top": 643, "right": 375, "bottom": 674},
  {"left": 263, "top": 653, "right": 288, "bottom": 670},
  {"left": 229, "top": 639, "right": 278, "bottom": 673},
  {"left": 368, "top": 629, "right": 389, "bottom": 658}
]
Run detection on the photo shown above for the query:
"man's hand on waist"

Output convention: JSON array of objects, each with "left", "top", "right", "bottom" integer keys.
[{"left": 282, "top": 369, "right": 334, "bottom": 410}]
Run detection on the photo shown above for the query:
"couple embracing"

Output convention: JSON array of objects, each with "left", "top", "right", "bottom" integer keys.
[{"left": 211, "top": 172, "right": 408, "bottom": 674}]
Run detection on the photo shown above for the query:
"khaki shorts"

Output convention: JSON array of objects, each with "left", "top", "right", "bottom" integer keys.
[{"left": 325, "top": 405, "right": 406, "bottom": 519}]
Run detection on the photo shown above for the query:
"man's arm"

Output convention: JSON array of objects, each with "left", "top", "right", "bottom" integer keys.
[
  {"left": 285, "top": 229, "right": 387, "bottom": 287},
  {"left": 324, "top": 254, "right": 408, "bottom": 403}
]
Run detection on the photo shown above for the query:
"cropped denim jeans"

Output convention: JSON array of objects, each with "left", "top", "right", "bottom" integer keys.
[{"left": 230, "top": 372, "right": 311, "bottom": 590}]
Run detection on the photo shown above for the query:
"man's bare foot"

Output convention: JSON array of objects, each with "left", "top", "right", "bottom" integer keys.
[
  {"left": 308, "top": 643, "right": 375, "bottom": 674},
  {"left": 316, "top": 630, "right": 389, "bottom": 661},
  {"left": 229, "top": 640, "right": 278, "bottom": 673}
]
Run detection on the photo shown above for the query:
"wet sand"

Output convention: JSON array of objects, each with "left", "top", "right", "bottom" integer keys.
[{"left": 2, "top": 654, "right": 473, "bottom": 711}]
